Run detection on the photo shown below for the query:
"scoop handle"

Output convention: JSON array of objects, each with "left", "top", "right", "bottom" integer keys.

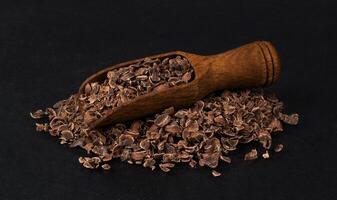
[{"left": 196, "top": 41, "right": 281, "bottom": 91}]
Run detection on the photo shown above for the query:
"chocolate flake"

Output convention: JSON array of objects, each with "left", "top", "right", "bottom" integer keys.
[
  {"left": 154, "top": 114, "right": 171, "bottom": 127},
  {"left": 79, "top": 157, "right": 101, "bottom": 169},
  {"left": 262, "top": 150, "right": 270, "bottom": 159},
  {"left": 279, "top": 114, "right": 299, "bottom": 125},
  {"left": 274, "top": 144, "right": 284, "bottom": 152},
  {"left": 101, "top": 164, "right": 111, "bottom": 170},
  {"left": 159, "top": 163, "right": 175, "bottom": 172},
  {"left": 30, "top": 109, "right": 45, "bottom": 119},
  {"left": 220, "top": 155, "right": 231, "bottom": 163},
  {"left": 212, "top": 170, "right": 222, "bottom": 177},
  {"left": 244, "top": 149, "right": 258, "bottom": 161},
  {"left": 35, "top": 123, "right": 48, "bottom": 132}
]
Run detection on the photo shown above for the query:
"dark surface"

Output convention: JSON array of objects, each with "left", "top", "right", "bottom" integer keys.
[{"left": 1, "top": 1, "right": 336, "bottom": 199}]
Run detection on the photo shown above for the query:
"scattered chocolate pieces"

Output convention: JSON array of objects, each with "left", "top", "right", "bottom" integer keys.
[
  {"left": 30, "top": 56, "right": 299, "bottom": 177},
  {"left": 79, "top": 157, "right": 101, "bottom": 169}
]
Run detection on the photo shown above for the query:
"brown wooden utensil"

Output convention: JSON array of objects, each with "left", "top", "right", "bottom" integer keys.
[{"left": 79, "top": 40, "right": 281, "bottom": 128}]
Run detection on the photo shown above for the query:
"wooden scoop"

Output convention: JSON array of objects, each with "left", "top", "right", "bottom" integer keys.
[{"left": 79, "top": 41, "right": 281, "bottom": 127}]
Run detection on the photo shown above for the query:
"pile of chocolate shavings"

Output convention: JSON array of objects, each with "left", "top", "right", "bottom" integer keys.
[
  {"left": 31, "top": 89, "right": 299, "bottom": 177},
  {"left": 80, "top": 56, "right": 194, "bottom": 125}
]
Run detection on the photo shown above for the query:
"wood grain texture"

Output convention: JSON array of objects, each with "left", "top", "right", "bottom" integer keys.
[{"left": 79, "top": 41, "right": 281, "bottom": 127}]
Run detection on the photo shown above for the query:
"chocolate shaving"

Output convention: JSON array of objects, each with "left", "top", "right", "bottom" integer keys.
[
  {"left": 30, "top": 109, "right": 45, "bottom": 119},
  {"left": 274, "top": 144, "right": 284, "bottom": 152},
  {"left": 101, "top": 163, "right": 111, "bottom": 170},
  {"left": 212, "top": 170, "right": 222, "bottom": 177},
  {"left": 262, "top": 150, "right": 270, "bottom": 159},
  {"left": 244, "top": 149, "right": 258, "bottom": 161}
]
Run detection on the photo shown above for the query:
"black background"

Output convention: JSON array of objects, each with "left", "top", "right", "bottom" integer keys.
[{"left": 1, "top": 1, "right": 336, "bottom": 199}]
